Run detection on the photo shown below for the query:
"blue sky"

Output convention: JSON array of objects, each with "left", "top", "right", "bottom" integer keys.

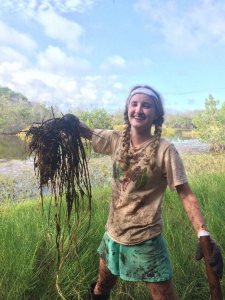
[{"left": 0, "top": 0, "right": 225, "bottom": 114}]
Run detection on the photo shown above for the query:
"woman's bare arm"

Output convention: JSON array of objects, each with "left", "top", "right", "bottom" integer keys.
[{"left": 176, "top": 182, "right": 207, "bottom": 233}]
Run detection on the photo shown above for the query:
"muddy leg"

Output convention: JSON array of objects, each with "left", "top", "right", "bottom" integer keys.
[
  {"left": 146, "top": 279, "right": 177, "bottom": 300},
  {"left": 94, "top": 257, "right": 118, "bottom": 295}
]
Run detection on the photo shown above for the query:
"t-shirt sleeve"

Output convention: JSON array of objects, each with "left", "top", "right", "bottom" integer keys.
[
  {"left": 162, "top": 144, "right": 188, "bottom": 190},
  {"left": 91, "top": 129, "right": 120, "bottom": 155}
]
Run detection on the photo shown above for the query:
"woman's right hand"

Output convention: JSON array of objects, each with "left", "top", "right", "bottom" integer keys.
[
  {"left": 63, "top": 113, "right": 80, "bottom": 124},
  {"left": 63, "top": 113, "right": 93, "bottom": 140}
]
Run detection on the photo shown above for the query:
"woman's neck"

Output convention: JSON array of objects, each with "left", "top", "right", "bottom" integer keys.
[{"left": 130, "top": 128, "right": 153, "bottom": 147}]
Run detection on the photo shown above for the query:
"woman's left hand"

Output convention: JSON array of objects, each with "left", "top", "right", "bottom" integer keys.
[{"left": 195, "top": 238, "right": 223, "bottom": 280}]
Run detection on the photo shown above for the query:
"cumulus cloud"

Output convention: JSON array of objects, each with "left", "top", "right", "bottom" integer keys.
[
  {"left": 37, "top": 46, "right": 90, "bottom": 75},
  {"left": 134, "top": 0, "right": 225, "bottom": 52},
  {"left": 0, "top": 47, "right": 28, "bottom": 65},
  {"left": 0, "top": 20, "right": 37, "bottom": 51},
  {"left": 0, "top": 1, "right": 132, "bottom": 112},
  {"left": 100, "top": 55, "right": 126, "bottom": 71},
  {"left": 35, "top": 9, "right": 85, "bottom": 51},
  {"left": 0, "top": 54, "right": 126, "bottom": 112}
]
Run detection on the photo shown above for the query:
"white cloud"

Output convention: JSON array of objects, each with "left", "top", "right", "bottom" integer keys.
[
  {"left": 0, "top": 20, "right": 37, "bottom": 51},
  {"left": 51, "top": 0, "right": 95, "bottom": 13},
  {"left": 100, "top": 55, "right": 126, "bottom": 71},
  {"left": 37, "top": 46, "right": 90, "bottom": 74},
  {"left": 36, "top": 9, "right": 85, "bottom": 51},
  {"left": 0, "top": 47, "right": 28, "bottom": 65},
  {"left": 112, "top": 82, "right": 123, "bottom": 90},
  {"left": 134, "top": 0, "right": 225, "bottom": 52},
  {"left": 0, "top": 58, "right": 78, "bottom": 107},
  {"left": 0, "top": 61, "right": 24, "bottom": 90},
  {"left": 80, "top": 84, "right": 98, "bottom": 101},
  {"left": 101, "top": 90, "right": 114, "bottom": 104},
  {"left": 0, "top": 0, "right": 95, "bottom": 14},
  {"left": 0, "top": 57, "right": 126, "bottom": 112}
]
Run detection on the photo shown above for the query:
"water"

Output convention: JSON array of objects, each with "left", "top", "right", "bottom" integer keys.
[
  {"left": 0, "top": 135, "right": 38, "bottom": 201},
  {"left": 0, "top": 135, "right": 209, "bottom": 201},
  {"left": 171, "top": 138, "right": 209, "bottom": 154}
]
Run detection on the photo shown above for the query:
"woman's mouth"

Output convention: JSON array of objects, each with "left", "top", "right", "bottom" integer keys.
[{"left": 133, "top": 115, "right": 145, "bottom": 120}]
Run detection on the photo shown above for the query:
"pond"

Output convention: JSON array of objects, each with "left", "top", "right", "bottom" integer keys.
[
  {"left": 0, "top": 135, "right": 209, "bottom": 161},
  {"left": 0, "top": 135, "right": 209, "bottom": 202},
  {"left": 0, "top": 135, "right": 37, "bottom": 201},
  {"left": 171, "top": 138, "right": 209, "bottom": 154}
]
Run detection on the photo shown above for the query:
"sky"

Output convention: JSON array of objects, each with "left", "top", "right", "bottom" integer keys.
[{"left": 0, "top": 0, "right": 225, "bottom": 114}]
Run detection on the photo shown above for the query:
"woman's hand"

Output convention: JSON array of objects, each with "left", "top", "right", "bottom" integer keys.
[
  {"left": 63, "top": 113, "right": 80, "bottom": 124},
  {"left": 195, "top": 238, "right": 223, "bottom": 280},
  {"left": 62, "top": 113, "right": 93, "bottom": 140}
]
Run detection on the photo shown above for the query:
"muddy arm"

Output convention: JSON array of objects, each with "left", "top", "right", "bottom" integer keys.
[{"left": 175, "top": 182, "right": 207, "bottom": 233}]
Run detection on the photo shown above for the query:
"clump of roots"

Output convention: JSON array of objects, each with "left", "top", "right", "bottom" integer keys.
[{"left": 26, "top": 115, "right": 92, "bottom": 272}]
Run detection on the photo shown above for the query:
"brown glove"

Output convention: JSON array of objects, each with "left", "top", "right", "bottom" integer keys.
[{"left": 195, "top": 238, "right": 223, "bottom": 280}]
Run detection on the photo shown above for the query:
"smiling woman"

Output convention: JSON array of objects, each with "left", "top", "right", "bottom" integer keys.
[{"left": 63, "top": 84, "right": 223, "bottom": 300}]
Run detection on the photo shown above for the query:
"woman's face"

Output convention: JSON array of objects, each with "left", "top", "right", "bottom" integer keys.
[{"left": 128, "top": 93, "right": 157, "bottom": 133}]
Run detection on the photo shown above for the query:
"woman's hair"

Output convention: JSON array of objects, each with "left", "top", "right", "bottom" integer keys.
[{"left": 117, "top": 84, "right": 165, "bottom": 171}]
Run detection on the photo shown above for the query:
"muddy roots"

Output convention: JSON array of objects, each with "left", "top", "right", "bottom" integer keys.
[{"left": 26, "top": 115, "right": 92, "bottom": 270}]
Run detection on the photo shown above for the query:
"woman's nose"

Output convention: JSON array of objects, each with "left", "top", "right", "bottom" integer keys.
[{"left": 135, "top": 104, "right": 143, "bottom": 113}]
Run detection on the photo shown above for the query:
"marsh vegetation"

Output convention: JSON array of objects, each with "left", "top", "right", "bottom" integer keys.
[{"left": 1, "top": 153, "right": 225, "bottom": 300}]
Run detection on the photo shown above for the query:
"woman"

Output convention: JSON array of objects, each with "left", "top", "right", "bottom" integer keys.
[{"left": 65, "top": 85, "right": 223, "bottom": 300}]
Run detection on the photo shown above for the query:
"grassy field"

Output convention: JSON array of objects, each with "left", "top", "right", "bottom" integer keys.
[{"left": 0, "top": 154, "right": 225, "bottom": 299}]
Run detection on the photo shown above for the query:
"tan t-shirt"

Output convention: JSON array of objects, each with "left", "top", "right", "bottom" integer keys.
[{"left": 92, "top": 129, "right": 187, "bottom": 245}]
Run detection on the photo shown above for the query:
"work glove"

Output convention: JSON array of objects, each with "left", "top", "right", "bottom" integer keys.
[{"left": 195, "top": 238, "right": 223, "bottom": 280}]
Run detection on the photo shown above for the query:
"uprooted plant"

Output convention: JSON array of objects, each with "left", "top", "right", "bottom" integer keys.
[{"left": 26, "top": 114, "right": 92, "bottom": 298}]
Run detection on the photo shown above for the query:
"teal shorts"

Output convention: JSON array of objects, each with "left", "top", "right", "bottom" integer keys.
[{"left": 97, "top": 232, "right": 172, "bottom": 282}]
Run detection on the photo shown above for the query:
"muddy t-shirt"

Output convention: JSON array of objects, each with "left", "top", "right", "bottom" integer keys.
[{"left": 92, "top": 129, "right": 187, "bottom": 245}]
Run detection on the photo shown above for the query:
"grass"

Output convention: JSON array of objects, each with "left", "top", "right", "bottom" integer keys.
[{"left": 0, "top": 154, "right": 225, "bottom": 299}]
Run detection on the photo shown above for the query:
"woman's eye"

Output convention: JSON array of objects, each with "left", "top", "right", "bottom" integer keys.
[{"left": 143, "top": 103, "right": 152, "bottom": 108}]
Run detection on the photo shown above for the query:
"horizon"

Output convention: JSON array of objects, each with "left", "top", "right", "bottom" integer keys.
[
  {"left": 0, "top": 0, "right": 225, "bottom": 114},
  {"left": 0, "top": 83, "right": 205, "bottom": 116}
]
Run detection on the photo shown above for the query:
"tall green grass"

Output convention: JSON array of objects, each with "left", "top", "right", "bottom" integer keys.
[
  {"left": 164, "top": 172, "right": 225, "bottom": 299},
  {"left": 0, "top": 160, "right": 225, "bottom": 299}
]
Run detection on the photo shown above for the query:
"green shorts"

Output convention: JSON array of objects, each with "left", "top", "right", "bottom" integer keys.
[{"left": 97, "top": 232, "right": 172, "bottom": 282}]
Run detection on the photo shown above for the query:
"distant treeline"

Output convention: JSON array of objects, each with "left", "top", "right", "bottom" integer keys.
[
  {"left": 0, "top": 87, "right": 56, "bottom": 133},
  {"left": 0, "top": 87, "right": 225, "bottom": 151}
]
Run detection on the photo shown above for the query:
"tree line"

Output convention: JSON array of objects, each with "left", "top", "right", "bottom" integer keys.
[
  {"left": 0, "top": 86, "right": 224, "bottom": 151},
  {"left": 0, "top": 87, "right": 58, "bottom": 133}
]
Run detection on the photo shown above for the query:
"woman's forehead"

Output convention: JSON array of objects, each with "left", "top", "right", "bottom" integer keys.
[{"left": 129, "top": 93, "right": 155, "bottom": 103}]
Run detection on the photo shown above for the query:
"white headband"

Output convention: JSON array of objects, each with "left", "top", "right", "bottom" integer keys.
[{"left": 129, "top": 87, "right": 159, "bottom": 100}]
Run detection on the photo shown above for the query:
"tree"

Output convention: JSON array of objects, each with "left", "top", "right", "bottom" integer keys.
[
  {"left": 75, "top": 108, "right": 114, "bottom": 129},
  {"left": 0, "top": 86, "right": 54, "bottom": 132},
  {"left": 164, "top": 114, "right": 196, "bottom": 130},
  {"left": 193, "top": 94, "right": 225, "bottom": 152}
]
